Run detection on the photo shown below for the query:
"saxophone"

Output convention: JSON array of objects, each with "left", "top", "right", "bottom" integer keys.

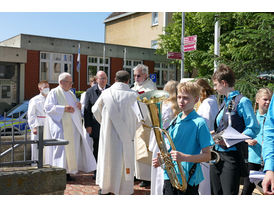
[{"left": 137, "top": 90, "right": 187, "bottom": 192}]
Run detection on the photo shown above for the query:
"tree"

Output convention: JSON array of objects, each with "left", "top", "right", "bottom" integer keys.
[
  {"left": 156, "top": 12, "right": 216, "bottom": 78},
  {"left": 156, "top": 12, "right": 273, "bottom": 103},
  {"left": 217, "top": 12, "right": 274, "bottom": 102}
]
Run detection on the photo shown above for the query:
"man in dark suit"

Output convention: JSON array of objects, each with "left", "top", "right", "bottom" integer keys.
[{"left": 84, "top": 70, "right": 110, "bottom": 179}]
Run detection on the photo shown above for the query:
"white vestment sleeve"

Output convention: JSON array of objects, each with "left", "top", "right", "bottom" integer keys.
[
  {"left": 92, "top": 95, "right": 103, "bottom": 124},
  {"left": 44, "top": 90, "right": 65, "bottom": 122},
  {"left": 28, "top": 98, "right": 39, "bottom": 130},
  {"left": 80, "top": 92, "right": 86, "bottom": 117}
]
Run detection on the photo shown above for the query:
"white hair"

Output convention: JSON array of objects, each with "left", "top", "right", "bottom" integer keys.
[
  {"left": 58, "top": 72, "right": 71, "bottom": 84},
  {"left": 133, "top": 64, "right": 148, "bottom": 75}
]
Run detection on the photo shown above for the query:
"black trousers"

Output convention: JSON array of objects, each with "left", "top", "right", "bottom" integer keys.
[
  {"left": 210, "top": 151, "right": 241, "bottom": 195},
  {"left": 163, "top": 180, "right": 199, "bottom": 195},
  {"left": 241, "top": 162, "right": 262, "bottom": 195},
  {"left": 92, "top": 136, "right": 99, "bottom": 162}
]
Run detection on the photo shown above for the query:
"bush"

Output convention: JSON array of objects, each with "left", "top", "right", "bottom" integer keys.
[{"left": 75, "top": 91, "right": 84, "bottom": 99}]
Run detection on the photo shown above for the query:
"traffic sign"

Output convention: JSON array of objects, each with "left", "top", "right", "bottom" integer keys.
[
  {"left": 150, "top": 74, "right": 157, "bottom": 83},
  {"left": 167, "top": 52, "right": 182, "bottom": 59},
  {"left": 184, "top": 35, "right": 197, "bottom": 45},
  {"left": 183, "top": 43, "right": 197, "bottom": 52}
]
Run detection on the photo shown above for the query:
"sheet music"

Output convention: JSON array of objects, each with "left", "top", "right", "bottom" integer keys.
[
  {"left": 221, "top": 126, "right": 251, "bottom": 147},
  {"left": 249, "top": 170, "right": 265, "bottom": 184}
]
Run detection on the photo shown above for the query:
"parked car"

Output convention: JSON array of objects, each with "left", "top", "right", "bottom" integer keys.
[{"left": 0, "top": 101, "right": 30, "bottom": 136}]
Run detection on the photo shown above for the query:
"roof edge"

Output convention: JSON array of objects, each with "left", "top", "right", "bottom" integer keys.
[{"left": 104, "top": 12, "right": 137, "bottom": 23}]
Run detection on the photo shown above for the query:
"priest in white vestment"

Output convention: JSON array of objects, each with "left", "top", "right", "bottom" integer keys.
[
  {"left": 44, "top": 72, "right": 96, "bottom": 176},
  {"left": 131, "top": 64, "right": 157, "bottom": 187},
  {"left": 92, "top": 70, "right": 140, "bottom": 195},
  {"left": 28, "top": 80, "right": 50, "bottom": 163}
]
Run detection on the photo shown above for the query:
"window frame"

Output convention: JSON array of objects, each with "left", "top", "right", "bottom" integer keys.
[
  {"left": 154, "top": 62, "right": 177, "bottom": 88},
  {"left": 151, "top": 12, "right": 159, "bottom": 26},
  {"left": 151, "top": 40, "right": 158, "bottom": 49},
  {"left": 123, "top": 59, "right": 143, "bottom": 85},
  {"left": 39, "top": 52, "right": 73, "bottom": 83},
  {"left": 87, "top": 56, "right": 110, "bottom": 85}
]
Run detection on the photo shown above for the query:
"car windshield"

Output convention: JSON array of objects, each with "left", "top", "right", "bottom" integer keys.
[{"left": 6, "top": 102, "right": 29, "bottom": 119}]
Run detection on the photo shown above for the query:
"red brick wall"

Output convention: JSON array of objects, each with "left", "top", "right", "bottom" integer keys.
[
  {"left": 109, "top": 57, "right": 123, "bottom": 85},
  {"left": 143, "top": 60, "right": 155, "bottom": 74},
  {"left": 25, "top": 50, "right": 40, "bottom": 100}
]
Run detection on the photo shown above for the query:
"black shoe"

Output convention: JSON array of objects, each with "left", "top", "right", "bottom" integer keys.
[
  {"left": 139, "top": 180, "right": 150, "bottom": 187},
  {"left": 66, "top": 174, "right": 75, "bottom": 182},
  {"left": 92, "top": 171, "right": 97, "bottom": 180}
]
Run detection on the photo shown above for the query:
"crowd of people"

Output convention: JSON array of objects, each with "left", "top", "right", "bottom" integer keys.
[{"left": 27, "top": 63, "right": 273, "bottom": 195}]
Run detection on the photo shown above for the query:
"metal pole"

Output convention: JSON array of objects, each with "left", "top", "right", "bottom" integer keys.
[
  {"left": 181, "top": 12, "right": 185, "bottom": 79},
  {"left": 77, "top": 43, "right": 81, "bottom": 91},
  {"left": 103, "top": 45, "right": 106, "bottom": 68},
  {"left": 214, "top": 17, "right": 220, "bottom": 72},
  {"left": 123, "top": 48, "right": 127, "bottom": 69},
  {"left": 38, "top": 126, "right": 43, "bottom": 168}
]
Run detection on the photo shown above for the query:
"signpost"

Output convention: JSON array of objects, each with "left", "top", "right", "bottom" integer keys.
[
  {"left": 149, "top": 74, "right": 156, "bottom": 83},
  {"left": 183, "top": 43, "right": 196, "bottom": 52},
  {"left": 167, "top": 35, "right": 197, "bottom": 60},
  {"left": 167, "top": 52, "right": 182, "bottom": 59},
  {"left": 184, "top": 35, "right": 197, "bottom": 45}
]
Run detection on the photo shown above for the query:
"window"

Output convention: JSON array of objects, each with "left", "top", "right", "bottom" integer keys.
[
  {"left": 87, "top": 56, "right": 110, "bottom": 84},
  {"left": 123, "top": 60, "right": 142, "bottom": 85},
  {"left": 151, "top": 40, "right": 158, "bottom": 49},
  {"left": 154, "top": 62, "right": 177, "bottom": 87},
  {"left": 152, "top": 12, "right": 159, "bottom": 26},
  {"left": 40, "top": 52, "right": 73, "bottom": 83}
]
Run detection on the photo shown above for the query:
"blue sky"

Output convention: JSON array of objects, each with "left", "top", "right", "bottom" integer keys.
[
  {"left": 0, "top": 12, "right": 111, "bottom": 43},
  {"left": 0, "top": 0, "right": 270, "bottom": 44}
]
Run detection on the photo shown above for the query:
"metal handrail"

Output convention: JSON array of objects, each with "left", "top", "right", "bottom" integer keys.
[{"left": 0, "top": 123, "right": 69, "bottom": 168}]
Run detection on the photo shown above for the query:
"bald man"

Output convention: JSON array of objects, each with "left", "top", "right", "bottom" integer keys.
[{"left": 84, "top": 71, "right": 110, "bottom": 180}]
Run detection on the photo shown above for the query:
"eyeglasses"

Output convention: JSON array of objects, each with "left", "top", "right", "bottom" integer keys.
[
  {"left": 98, "top": 77, "right": 107, "bottom": 80},
  {"left": 63, "top": 80, "right": 73, "bottom": 85},
  {"left": 134, "top": 74, "right": 142, "bottom": 78}
]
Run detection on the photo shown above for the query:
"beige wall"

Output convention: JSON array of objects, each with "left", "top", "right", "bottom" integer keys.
[{"left": 105, "top": 12, "right": 167, "bottom": 48}]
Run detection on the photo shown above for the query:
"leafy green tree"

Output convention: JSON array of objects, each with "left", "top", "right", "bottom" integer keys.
[
  {"left": 156, "top": 12, "right": 273, "bottom": 103},
  {"left": 156, "top": 12, "right": 216, "bottom": 78}
]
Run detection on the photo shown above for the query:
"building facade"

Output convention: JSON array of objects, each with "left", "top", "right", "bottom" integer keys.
[
  {"left": 0, "top": 34, "right": 178, "bottom": 111},
  {"left": 104, "top": 12, "right": 173, "bottom": 49}
]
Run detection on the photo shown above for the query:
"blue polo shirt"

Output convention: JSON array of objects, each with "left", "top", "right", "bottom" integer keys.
[
  {"left": 215, "top": 91, "right": 259, "bottom": 152},
  {"left": 263, "top": 94, "right": 274, "bottom": 172},
  {"left": 163, "top": 110, "right": 214, "bottom": 186},
  {"left": 248, "top": 110, "right": 265, "bottom": 164}
]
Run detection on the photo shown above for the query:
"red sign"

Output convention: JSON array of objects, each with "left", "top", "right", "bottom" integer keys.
[
  {"left": 184, "top": 35, "right": 197, "bottom": 45},
  {"left": 167, "top": 52, "right": 182, "bottom": 59},
  {"left": 183, "top": 43, "right": 196, "bottom": 52}
]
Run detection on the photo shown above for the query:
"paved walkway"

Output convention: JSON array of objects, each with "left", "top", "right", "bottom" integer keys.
[
  {"left": 64, "top": 171, "right": 150, "bottom": 195},
  {"left": 64, "top": 171, "right": 262, "bottom": 195}
]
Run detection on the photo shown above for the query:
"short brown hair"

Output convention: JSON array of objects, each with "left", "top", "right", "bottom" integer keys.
[
  {"left": 212, "top": 64, "right": 235, "bottom": 87},
  {"left": 177, "top": 81, "right": 201, "bottom": 99},
  {"left": 38, "top": 80, "right": 49, "bottom": 89},
  {"left": 89, "top": 75, "right": 97, "bottom": 83},
  {"left": 115, "top": 70, "right": 130, "bottom": 83}
]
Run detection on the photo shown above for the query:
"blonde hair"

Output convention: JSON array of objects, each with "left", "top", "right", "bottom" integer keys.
[
  {"left": 163, "top": 80, "right": 180, "bottom": 116},
  {"left": 196, "top": 78, "right": 215, "bottom": 102},
  {"left": 177, "top": 81, "right": 201, "bottom": 99},
  {"left": 254, "top": 88, "right": 273, "bottom": 112}
]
